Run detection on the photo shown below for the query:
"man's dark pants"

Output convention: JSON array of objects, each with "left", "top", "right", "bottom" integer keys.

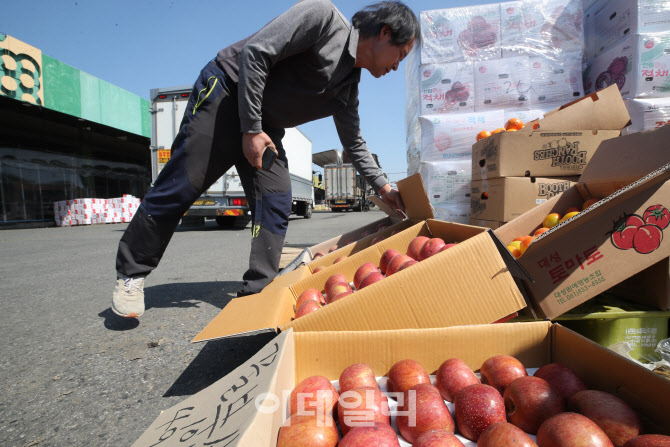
[{"left": 115, "top": 59, "right": 292, "bottom": 295}]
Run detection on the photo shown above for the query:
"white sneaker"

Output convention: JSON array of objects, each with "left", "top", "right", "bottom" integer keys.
[{"left": 111, "top": 276, "right": 145, "bottom": 318}]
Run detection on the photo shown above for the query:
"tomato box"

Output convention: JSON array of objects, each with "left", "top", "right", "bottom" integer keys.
[
  {"left": 470, "top": 176, "right": 579, "bottom": 222},
  {"left": 471, "top": 85, "right": 630, "bottom": 181},
  {"left": 194, "top": 217, "right": 529, "bottom": 341},
  {"left": 132, "top": 322, "right": 670, "bottom": 446},
  {"left": 496, "top": 125, "right": 670, "bottom": 320}
]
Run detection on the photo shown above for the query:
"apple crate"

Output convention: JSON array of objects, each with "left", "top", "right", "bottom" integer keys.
[{"left": 554, "top": 295, "right": 670, "bottom": 362}]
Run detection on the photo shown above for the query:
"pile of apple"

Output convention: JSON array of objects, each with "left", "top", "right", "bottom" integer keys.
[
  {"left": 295, "top": 236, "right": 459, "bottom": 319},
  {"left": 278, "top": 356, "right": 670, "bottom": 447},
  {"left": 312, "top": 223, "right": 396, "bottom": 263},
  {"left": 506, "top": 198, "right": 601, "bottom": 259}
]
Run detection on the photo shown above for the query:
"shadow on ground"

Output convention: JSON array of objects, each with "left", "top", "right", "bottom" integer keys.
[{"left": 163, "top": 332, "right": 277, "bottom": 397}]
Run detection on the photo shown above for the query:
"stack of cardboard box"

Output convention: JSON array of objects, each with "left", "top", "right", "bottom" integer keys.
[
  {"left": 405, "top": 0, "right": 586, "bottom": 224},
  {"left": 469, "top": 85, "right": 628, "bottom": 229},
  {"left": 583, "top": 0, "right": 670, "bottom": 135}
]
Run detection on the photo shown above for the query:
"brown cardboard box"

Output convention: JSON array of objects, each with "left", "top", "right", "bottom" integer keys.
[
  {"left": 469, "top": 218, "right": 506, "bottom": 229},
  {"left": 471, "top": 177, "right": 579, "bottom": 222},
  {"left": 194, "top": 219, "right": 528, "bottom": 341},
  {"left": 496, "top": 125, "right": 670, "bottom": 319},
  {"left": 133, "top": 322, "right": 670, "bottom": 446},
  {"left": 270, "top": 174, "right": 433, "bottom": 278},
  {"left": 609, "top": 256, "right": 670, "bottom": 311},
  {"left": 472, "top": 130, "right": 621, "bottom": 180},
  {"left": 472, "top": 85, "right": 630, "bottom": 181}
]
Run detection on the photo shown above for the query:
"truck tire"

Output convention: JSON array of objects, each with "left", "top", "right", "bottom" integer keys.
[
  {"left": 215, "top": 216, "right": 236, "bottom": 227},
  {"left": 362, "top": 204, "right": 370, "bottom": 212},
  {"left": 303, "top": 204, "right": 312, "bottom": 219}
]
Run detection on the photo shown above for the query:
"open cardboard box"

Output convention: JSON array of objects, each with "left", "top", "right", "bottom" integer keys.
[
  {"left": 194, "top": 218, "right": 530, "bottom": 341},
  {"left": 267, "top": 174, "right": 433, "bottom": 284},
  {"left": 496, "top": 125, "right": 670, "bottom": 319},
  {"left": 472, "top": 85, "right": 630, "bottom": 181},
  {"left": 133, "top": 322, "right": 670, "bottom": 446},
  {"left": 471, "top": 176, "right": 580, "bottom": 222}
]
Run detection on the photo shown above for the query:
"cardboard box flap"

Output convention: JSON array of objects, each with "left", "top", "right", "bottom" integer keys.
[
  {"left": 133, "top": 330, "right": 295, "bottom": 447},
  {"left": 281, "top": 232, "right": 527, "bottom": 333},
  {"left": 292, "top": 322, "right": 553, "bottom": 381},
  {"left": 552, "top": 325, "right": 670, "bottom": 434},
  {"left": 523, "top": 85, "right": 630, "bottom": 132},
  {"left": 192, "top": 289, "right": 295, "bottom": 342},
  {"left": 368, "top": 173, "right": 434, "bottom": 221},
  {"left": 579, "top": 125, "right": 670, "bottom": 189}
]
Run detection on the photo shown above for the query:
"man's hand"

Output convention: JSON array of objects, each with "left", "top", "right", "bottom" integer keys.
[
  {"left": 378, "top": 183, "right": 405, "bottom": 217},
  {"left": 243, "top": 132, "right": 276, "bottom": 169}
]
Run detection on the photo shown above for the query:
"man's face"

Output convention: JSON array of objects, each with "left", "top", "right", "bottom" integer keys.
[{"left": 368, "top": 26, "right": 415, "bottom": 78}]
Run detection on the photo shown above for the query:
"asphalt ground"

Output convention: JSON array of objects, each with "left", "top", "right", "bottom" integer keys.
[{"left": 0, "top": 209, "right": 385, "bottom": 447}]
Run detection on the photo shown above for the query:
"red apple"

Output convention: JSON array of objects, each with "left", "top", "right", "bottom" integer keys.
[
  {"left": 568, "top": 390, "right": 642, "bottom": 446},
  {"left": 324, "top": 274, "right": 348, "bottom": 294},
  {"left": 397, "top": 258, "right": 419, "bottom": 272},
  {"left": 386, "top": 254, "right": 413, "bottom": 276},
  {"left": 376, "top": 223, "right": 389, "bottom": 232},
  {"left": 359, "top": 271, "right": 385, "bottom": 289},
  {"left": 504, "top": 376, "right": 565, "bottom": 434},
  {"left": 312, "top": 266, "right": 327, "bottom": 273},
  {"left": 360, "top": 231, "right": 372, "bottom": 239},
  {"left": 407, "top": 236, "right": 430, "bottom": 260},
  {"left": 371, "top": 235, "right": 386, "bottom": 245},
  {"left": 313, "top": 252, "right": 325, "bottom": 259},
  {"left": 334, "top": 256, "right": 347, "bottom": 264},
  {"left": 354, "top": 263, "right": 379, "bottom": 289},
  {"left": 397, "top": 383, "right": 455, "bottom": 444},
  {"left": 454, "top": 383, "right": 506, "bottom": 441},
  {"left": 277, "top": 413, "right": 338, "bottom": 447},
  {"left": 339, "top": 422, "right": 401, "bottom": 447},
  {"left": 327, "top": 281, "right": 352, "bottom": 303},
  {"left": 439, "top": 243, "right": 458, "bottom": 252},
  {"left": 435, "top": 358, "right": 480, "bottom": 402},
  {"left": 419, "top": 238, "right": 447, "bottom": 261},
  {"left": 296, "top": 288, "right": 326, "bottom": 309},
  {"left": 328, "top": 245, "right": 339, "bottom": 253},
  {"left": 387, "top": 359, "right": 430, "bottom": 394},
  {"left": 344, "top": 238, "right": 356, "bottom": 246},
  {"left": 289, "top": 375, "right": 339, "bottom": 416},
  {"left": 338, "top": 386, "right": 390, "bottom": 435},
  {"left": 624, "top": 435, "right": 670, "bottom": 447},
  {"left": 533, "top": 363, "right": 587, "bottom": 400},
  {"left": 330, "top": 290, "right": 353, "bottom": 303},
  {"left": 477, "top": 421, "right": 538, "bottom": 447},
  {"left": 480, "top": 355, "right": 528, "bottom": 395},
  {"left": 379, "top": 249, "right": 401, "bottom": 274},
  {"left": 414, "top": 429, "right": 465, "bottom": 447},
  {"left": 537, "top": 412, "right": 614, "bottom": 447},
  {"left": 339, "top": 363, "right": 379, "bottom": 394},
  {"left": 295, "top": 300, "right": 321, "bottom": 319}
]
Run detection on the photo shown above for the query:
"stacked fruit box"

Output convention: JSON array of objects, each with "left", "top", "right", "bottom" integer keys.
[
  {"left": 583, "top": 0, "right": 670, "bottom": 135},
  {"left": 405, "top": 0, "right": 585, "bottom": 224}
]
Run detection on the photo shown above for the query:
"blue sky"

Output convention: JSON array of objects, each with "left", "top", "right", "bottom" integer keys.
[{"left": 3, "top": 0, "right": 497, "bottom": 183}]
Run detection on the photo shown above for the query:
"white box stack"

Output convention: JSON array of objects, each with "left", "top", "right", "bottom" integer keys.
[
  {"left": 53, "top": 195, "right": 141, "bottom": 227},
  {"left": 406, "top": 0, "right": 585, "bottom": 223},
  {"left": 584, "top": 0, "right": 670, "bottom": 134}
]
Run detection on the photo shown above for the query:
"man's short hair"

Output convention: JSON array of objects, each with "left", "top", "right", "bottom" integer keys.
[{"left": 352, "top": 1, "right": 420, "bottom": 46}]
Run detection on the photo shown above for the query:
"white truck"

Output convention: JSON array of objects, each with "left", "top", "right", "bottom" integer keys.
[{"left": 150, "top": 85, "right": 314, "bottom": 227}]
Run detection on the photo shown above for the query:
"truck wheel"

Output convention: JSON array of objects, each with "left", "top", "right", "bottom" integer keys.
[
  {"left": 303, "top": 204, "right": 312, "bottom": 219},
  {"left": 215, "top": 216, "right": 236, "bottom": 227},
  {"left": 362, "top": 204, "right": 370, "bottom": 212}
]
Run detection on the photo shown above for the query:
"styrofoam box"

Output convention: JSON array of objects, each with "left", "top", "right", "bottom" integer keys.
[
  {"left": 585, "top": 0, "right": 670, "bottom": 59},
  {"left": 623, "top": 97, "right": 670, "bottom": 134},
  {"left": 474, "top": 56, "right": 532, "bottom": 111},
  {"left": 419, "top": 61, "right": 475, "bottom": 115},
  {"left": 420, "top": 4, "right": 502, "bottom": 64},
  {"left": 419, "top": 160, "right": 472, "bottom": 224},
  {"left": 418, "top": 111, "right": 505, "bottom": 163},
  {"left": 529, "top": 51, "right": 584, "bottom": 109}
]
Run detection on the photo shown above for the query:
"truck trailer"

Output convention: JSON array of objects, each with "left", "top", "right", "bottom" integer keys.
[{"left": 150, "top": 85, "right": 314, "bottom": 227}]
